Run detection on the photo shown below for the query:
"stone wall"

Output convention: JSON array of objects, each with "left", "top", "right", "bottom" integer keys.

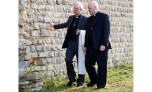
[{"left": 19, "top": 0, "right": 133, "bottom": 91}]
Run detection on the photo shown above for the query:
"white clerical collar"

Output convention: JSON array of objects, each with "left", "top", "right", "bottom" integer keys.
[{"left": 75, "top": 14, "right": 81, "bottom": 18}]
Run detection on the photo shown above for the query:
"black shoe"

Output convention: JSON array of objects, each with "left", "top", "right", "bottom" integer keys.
[
  {"left": 67, "top": 80, "right": 76, "bottom": 86},
  {"left": 87, "top": 82, "right": 97, "bottom": 87},
  {"left": 97, "top": 84, "right": 105, "bottom": 89},
  {"left": 76, "top": 84, "right": 83, "bottom": 87}
]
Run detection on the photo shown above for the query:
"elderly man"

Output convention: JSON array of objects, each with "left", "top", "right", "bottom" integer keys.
[
  {"left": 50, "top": 2, "right": 87, "bottom": 87},
  {"left": 84, "top": 1, "right": 112, "bottom": 89}
]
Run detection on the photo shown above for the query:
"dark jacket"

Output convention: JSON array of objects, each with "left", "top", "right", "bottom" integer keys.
[
  {"left": 54, "top": 15, "right": 87, "bottom": 48},
  {"left": 84, "top": 12, "right": 112, "bottom": 51}
]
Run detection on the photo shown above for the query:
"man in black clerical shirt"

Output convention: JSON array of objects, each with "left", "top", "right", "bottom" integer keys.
[
  {"left": 69, "top": 15, "right": 80, "bottom": 41},
  {"left": 84, "top": 1, "right": 112, "bottom": 90},
  {"left": 50, "top": 2, "right": 87, "bottom": 87}
]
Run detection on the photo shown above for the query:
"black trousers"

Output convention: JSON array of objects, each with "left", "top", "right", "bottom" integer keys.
[
  {"left": 65, "top": 40, "right": 85, "bottom": 85},
  {"left": 85, "top": 45, "right": 108, "bottom": 88}
]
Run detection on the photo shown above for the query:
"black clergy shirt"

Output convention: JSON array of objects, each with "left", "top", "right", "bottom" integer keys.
[{"left": 69, "top": 15, "right": 80, "bottom": 41}]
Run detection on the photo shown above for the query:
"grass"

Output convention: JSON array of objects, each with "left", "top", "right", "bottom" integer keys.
[{"left": 38, "top": 64, "right": 133, "bottom": 92}]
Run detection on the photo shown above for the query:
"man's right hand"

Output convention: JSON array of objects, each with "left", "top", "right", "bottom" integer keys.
[
  {"left": 50, "top": 20, "right": 54, "bottom": 27},
  {"left": 83, "top": 47, "right": 87, "bottom": 54},
  {"left": 76, "top": 29, "right": 80, "bottom": 35},
  {"left": 50, "top": 27, "right": 56, "bottom": 31},
  {"left": 50, "top": 20, "right": 56, "bottom": 31}
]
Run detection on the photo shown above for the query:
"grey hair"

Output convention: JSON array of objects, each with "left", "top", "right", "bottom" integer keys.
[
  {"left": 91, "top": 1, "right": 99, "bottom": 10},
  {"left": 74, "top": 2, "right": 83, "bottom": 10}
]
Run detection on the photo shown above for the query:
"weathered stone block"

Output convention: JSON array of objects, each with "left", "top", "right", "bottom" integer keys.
[
  {"left": 29, "top": 25, "right": 33, "bottom": 31},
  {"left": 36, "top": 46, "right": 42, "bottom": 51},
  {"left": 31, "top": 52, "right": 38, "bottom": 58},
  {"left": 46, "top": 58, "right": 52, "bottom": 63},
  {"left": 38, "top": 52, "right": 48, "bottom": 57},
  {"left": 30, "top": 66, "right": 35, "bottom": 72},
  {"left": 22, "top": 32, "right": 30, "bottom": 39},
  {"left": 33, "top": 23, "right": 39, "bottom": 29},
  {"left": 32, "top": 40, "right": 37, "bottom": 44},
  {"left": 52, "top": 18, "right": 58, "bottom": 23},
  {"left": 46, "top": 46, "right": 51, "bottom": 51},
  {"left": 41, "top": 66, "right": 46, "bottom": 71},
  {"left": 34, "top": 18, "right": 38, "bottom": 23},
  {"left": 43, "top": 17, "right": 51, "bottom": 22},
  {"left": 46, "top": 65, "right": 52, "bottom": 71},
  {"left": 40, "top": 29, "right": 50, "bottom": 36},
  {"left": 31, "top": 30, "right": 40, "bottom": 36},
  {"left": 45, "top": 38, "right": 51, "bottom": 44},
  {"left": 24, "top": 53, "right": 31, "bottom": 61},
  {"left": 39, "top": 59, "right": 46, "bottom": 66},
  {"left": 38, "top": 39, "right": 43, "bottom": 44},
  {"left": 42, "top": 46, "right": 47, "bottom": 51},
  {"left": 37, "top": 17, "right": 44, "bottom": 22},
  {"left": 31, "top": 4, "right": 37, "bottom": 9},
  {"left": 31, "top": 46, "right": 36, "bottom": 52},
  {"left": 45, "top": 5, "right": 51, "bottom": 10},
  {"left": 34, "top": 66, "right": 41, "bottom": 71},
  {"left": 48, "top": 52, "right": 54, "bottom": 57},
  {"left": 26, "top": 46, "right": 30, "bottom": 53},
  {"left": 38, "top": 5, "right": 45, "bottom": 10},
  {"left": 25, "top": 40, "right": 32, "bottom": 45}
]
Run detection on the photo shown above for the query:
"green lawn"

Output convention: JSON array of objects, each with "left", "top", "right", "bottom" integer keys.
[{"left": 39, "top": 64, "right": 133, "bottom": 92}]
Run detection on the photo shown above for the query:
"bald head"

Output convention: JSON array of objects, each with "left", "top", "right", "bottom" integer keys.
[{"left": 88, "top": 1, "right": 99, "bottom": 15}]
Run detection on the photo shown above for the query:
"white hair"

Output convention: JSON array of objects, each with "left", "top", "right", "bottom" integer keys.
[
  {"left": 74, "top": 2, "right": 83, "bottom": 10},
  {"left": 91, "top": 1, "right": 99, "bottom": 10}
]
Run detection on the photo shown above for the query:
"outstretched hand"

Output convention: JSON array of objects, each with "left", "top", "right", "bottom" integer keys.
[
  {"left": 50, "top": 19, "right": 54, "bottom": 27},
  {"left": 50, "top": 19, "right": 56, "bottom": 31},
  {"left": 50, "top": 27, "right": 56, "bottom": 31}
]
